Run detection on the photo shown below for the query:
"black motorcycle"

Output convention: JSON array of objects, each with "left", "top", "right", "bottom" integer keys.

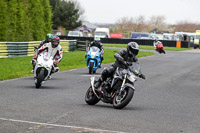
[{"left": 85, "top": 62, "right": 145, "bottom": 109}]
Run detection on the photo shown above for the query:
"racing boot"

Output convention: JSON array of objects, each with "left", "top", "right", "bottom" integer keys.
[
  {"left": 94, "top": 77, "right": 103, "bottom": 89},
  {"left": 31, "top": 59, "right": 36, "bottom": 73}
]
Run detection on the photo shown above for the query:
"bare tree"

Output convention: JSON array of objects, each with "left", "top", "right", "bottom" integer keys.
[
  {"left": 174, "top": 21, "right": 200, "bottom": 32},
  {"left": 148, "top": 15, "right": 167, "bottom": 33},
  {"left": 114, "top": 16, "right": 149, "bottom": 33},
  {"left": 133, "top": 15, "right": 148, "bottom": 32},
  {"left": 115, "top": 17, "right": 134, "bottom": 33}
]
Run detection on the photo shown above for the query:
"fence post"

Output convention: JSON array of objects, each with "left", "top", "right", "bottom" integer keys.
[{"left": 86, "top": 40, "right": 89, "bottom": 51}]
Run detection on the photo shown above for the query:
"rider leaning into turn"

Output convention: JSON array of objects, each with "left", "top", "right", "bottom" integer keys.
[
  {"left": 94, "top": 42, "right": 145, "bottom": 99},
  {"left": 31, "top": 35, "right": 63, "bottom": 76},
  {"left": 153, "top": 39, "right": 162, "bottom": 50},
  {"left": 88, "top": 37, "right": 104, "bottom": 67}
]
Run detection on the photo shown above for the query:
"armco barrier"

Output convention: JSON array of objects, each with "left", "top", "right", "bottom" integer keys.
[
  {"left": 76, "top": 40, "right": 89, "bottom": 51},
  {"left": 59, "top": 36, "right": 189, "bottom": 48},
  {"left": 0, "top": 40, "right": 76, "bottom": 58}
]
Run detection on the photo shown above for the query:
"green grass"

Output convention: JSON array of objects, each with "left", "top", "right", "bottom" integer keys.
[
  {"left": 103, "top": 43, "right": 192, "bottom": 51},
  {"left": 0, "top": 49, "right": 154, "bottom": 80}
]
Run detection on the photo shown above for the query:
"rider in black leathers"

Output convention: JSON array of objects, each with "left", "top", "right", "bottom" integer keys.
[{"left": 94, "top": 42, "right": 145, "bottom": 98}]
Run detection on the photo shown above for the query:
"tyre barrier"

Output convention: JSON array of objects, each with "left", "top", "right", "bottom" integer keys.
[
  {"left": 0, "top": 40, "right": 76, "bottom": 58},
  {"left": 59, "top": 36, "right": 189, "bottom": 48}
]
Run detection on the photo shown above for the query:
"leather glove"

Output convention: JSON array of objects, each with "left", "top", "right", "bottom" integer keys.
[
  {"left": 139, "top": 74, "right": 146, "bottom": 79},
  {"left": 54, "top": 60, "right": 59, "bottom": 66}
]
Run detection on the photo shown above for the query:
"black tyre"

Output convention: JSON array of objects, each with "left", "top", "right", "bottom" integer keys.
[
  {"left": 162, "top": 49, "right": 166, "bottom": 54},
  {"left": 194, "top": 45, "right": 197, "bottom": 49},
  {"left": 85, "top": 86, "right": 100, "bottom": 105},
  {"left": 113, "top": 88, "right": 134, "bottom": 109},
  {"left": 89, "top": 62, "right": 94, "bottom": 74},
  {"left": 35, "top": 69, "right": 45, "bottom": 88}
]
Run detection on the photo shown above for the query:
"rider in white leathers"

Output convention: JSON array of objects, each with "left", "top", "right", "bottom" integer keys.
[
  {"left": 32, "top": 35, "right": 63, "bottom": 75},
  {"left": 153, "top": 39, "right": 162, "bottom": 49}
]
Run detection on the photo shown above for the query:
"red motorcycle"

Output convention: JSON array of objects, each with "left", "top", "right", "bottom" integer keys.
[{"left": 155, "top": 42, "right": 166, "bottom": 54}]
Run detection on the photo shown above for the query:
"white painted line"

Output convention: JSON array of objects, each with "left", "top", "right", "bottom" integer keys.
[
  {"left": 0, "top": 117, "right": 125, "bottom": 133},
  {"left": 0, "top": 68, "right": 78, "bottom": 83}
]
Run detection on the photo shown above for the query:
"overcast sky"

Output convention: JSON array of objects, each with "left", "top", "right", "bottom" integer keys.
[{"left": 77, "top": 0, "right": 200, "bottom": 24}]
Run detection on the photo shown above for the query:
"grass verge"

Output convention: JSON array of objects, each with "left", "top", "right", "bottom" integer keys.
[
  {"left": 103, "top": 43, "right": 192, "bottom": 51},
  {"left": 0, "top": 49, "right": 154, "bottom": 80}
]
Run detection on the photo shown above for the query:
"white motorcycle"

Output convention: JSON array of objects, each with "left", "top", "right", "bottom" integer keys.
[{"left": 34, "top": 51, "right": 54, "bottom": 88}]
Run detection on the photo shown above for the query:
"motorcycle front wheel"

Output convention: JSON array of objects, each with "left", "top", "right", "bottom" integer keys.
[
  {"left": 85, "top": 86, "right": 100, "bottom": 105},
  {"left": 161, "top": 49, "right": 166, "bottom": 54},
  {"left": 113, "top": 87, "right": 134, "bottom": 109},
  {"left": 89, "top": 62, "right": 94, "bottom": 74},
  {"left": 35, "top": 69, "right": 45, "bottom": 88}
]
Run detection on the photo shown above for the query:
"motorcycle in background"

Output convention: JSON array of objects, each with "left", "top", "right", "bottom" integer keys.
[
  {"left": 85, "top": 62, "right": 145, "bottom": 109},
  {"left": 86, "top": 46, "right": 101, "bottom": 74},
  {"left": 155, "top": 42, "right": 166, "bottom": 54}
]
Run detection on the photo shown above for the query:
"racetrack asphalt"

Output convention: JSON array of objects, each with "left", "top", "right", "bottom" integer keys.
[{"left": 0, "top": 49, "right": 200, "bottom": 133}]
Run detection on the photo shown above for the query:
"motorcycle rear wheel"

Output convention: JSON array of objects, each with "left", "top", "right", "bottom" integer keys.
[
  {"left": 35, "top": 69, "right": 45, "bottom": 88},
  {"left": 113, "top": 87, "right": 134, "bottom": 109},
  {"left": 85, "top": 86, "right": 100, "bottom": 105}
]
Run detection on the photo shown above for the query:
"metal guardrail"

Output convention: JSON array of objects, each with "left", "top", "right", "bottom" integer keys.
[{"left": 76, "top": 40, "right": 89, "bottom": 51}]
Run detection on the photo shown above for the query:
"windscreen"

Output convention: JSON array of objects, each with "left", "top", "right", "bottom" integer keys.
[
  {"left": 42, "top": 51, "right": 51, "bottom": 61},
  {"left": 129, "top": 62, "right": 140, "bottom": 75},
  {"left": 90, "top": 47, "right": 100, "bottom": 52}
]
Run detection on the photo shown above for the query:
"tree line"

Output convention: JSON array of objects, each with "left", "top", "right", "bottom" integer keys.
[
  {"left": 0, "top": 0, "right": 82, "bottom": 42},
  {"left": 112, "top": 16, "right": 200, "bottom": 34},
  {"left": 0, "top": 0, "right": 52, "bottom": 41}
]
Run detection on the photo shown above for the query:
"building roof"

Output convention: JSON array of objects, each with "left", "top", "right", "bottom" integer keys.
[{"left": 82, "top": 21, "right": 98, "bottom": 29}]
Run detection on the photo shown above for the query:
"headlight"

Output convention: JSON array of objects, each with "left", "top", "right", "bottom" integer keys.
[
  {"left": 46, "top": 65, "right": 52, "bottom": 69},
  {"left": 128, "top": 74, "right": 137, "bottom": 83}
]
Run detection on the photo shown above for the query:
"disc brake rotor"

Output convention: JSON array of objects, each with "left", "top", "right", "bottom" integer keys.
[{"left": 116, "top": 91, "right": 127, "bottom": 104}]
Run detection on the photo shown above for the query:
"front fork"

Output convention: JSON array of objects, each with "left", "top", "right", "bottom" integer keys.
[
  {"left": 90, "top": 77, "right": 100, "bottom": 99},
  {"left": 118, "top": 74, "right": 127, "bottom": 96}
]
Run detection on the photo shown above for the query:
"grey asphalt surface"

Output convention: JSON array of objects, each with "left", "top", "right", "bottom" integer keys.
[{"left": 0, "top": 49, "right": 200, "bottom": 133}]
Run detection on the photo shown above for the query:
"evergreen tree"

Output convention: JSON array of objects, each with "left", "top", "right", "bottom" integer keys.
[
  {"left": 23, "top": 0, "right": 33, "bottom": 41},
  {"left": 42, "top": 0, "right": 52, "bottom": 35},
  {"left": 7, "top": 0, "right": 18, "bottom": 41},
  {"left": 16, "top": 0, "right": 25, "bottom": 41},
  {"left": 29, "top": 0, "right": 45, "bottom": 40},
  {"left": 0, "top": 0, "right": 52, "bottom": 41},
  {"left": 51, "top": 0, "right": 82, "bottom": 30},
  {"left": 0, "top": 0, "right": 8, "bottom": 41}
]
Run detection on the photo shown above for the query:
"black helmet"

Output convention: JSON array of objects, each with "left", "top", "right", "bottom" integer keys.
[
  {"left": 127, "top": 42, "right": 139, "bottom": 56},
  {"left": 51, "top": 35, "right": 60, "bottom": 48},
  {"left": 46, "top": 33, "right": 53, "bottom": 42}
]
